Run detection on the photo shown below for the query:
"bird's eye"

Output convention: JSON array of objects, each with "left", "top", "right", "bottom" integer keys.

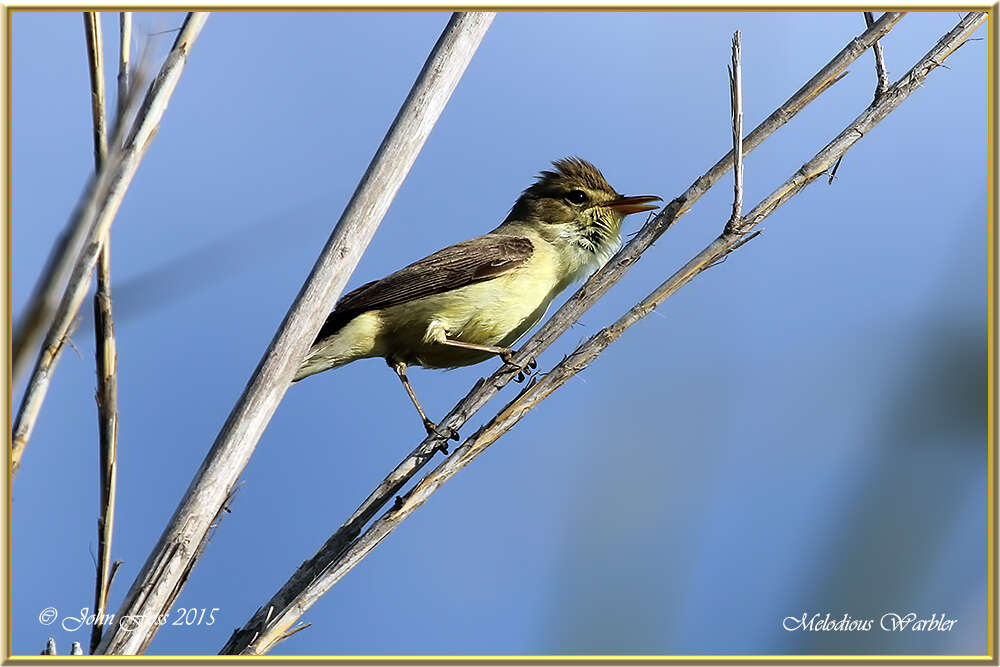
[{"left": 566, "top": 190, "right": 588, "bottom": 205}]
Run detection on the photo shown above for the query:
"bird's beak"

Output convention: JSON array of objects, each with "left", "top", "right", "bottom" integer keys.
[{"left": 600, "top": 195, "right": 663, "bottom": 216}]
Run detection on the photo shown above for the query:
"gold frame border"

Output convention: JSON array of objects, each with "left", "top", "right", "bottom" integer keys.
[{"left": 3, "top": 5, "right": 995, "bottom": 663}]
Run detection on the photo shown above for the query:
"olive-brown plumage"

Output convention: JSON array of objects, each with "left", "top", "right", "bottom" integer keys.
[{"left": 294, "top": 157, "right": 660, "bottom": 435}]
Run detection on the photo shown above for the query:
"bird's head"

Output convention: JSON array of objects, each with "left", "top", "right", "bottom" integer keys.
[{"left": 504, "top": 157, "right": 661, "bottom": 262}]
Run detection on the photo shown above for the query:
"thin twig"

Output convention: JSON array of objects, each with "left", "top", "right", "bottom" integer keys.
[
  {"left": 105, "top": 559, "right": 123, "bottom": 600},
  {"left": 117, "top": 12, "right": 131, "bottom": 121},
  {"left": 84, "top": 13, "right": 107, "bottom": 167},
  {"left": 221, "top": 11, "right": 912, "bottom": 656},
  {"left": 725, "top": 30, "right": 744, "bottom": 234},
  {"left": 97, "top": 12, "right": 495, "bottom": 655},
  {"left": 827, "top": 154, "right": 845, "bottom": 184},
  {"left": 12, "top": 13, "right": 126, "bottom": 384},
  {"left": 680, "top": 11, "right": 902, "bottom": 219},
  {"left": 279, "top": 623, "right": 312, "bottom": 642},
  {"left": 12, "top": 13, "right": 209, "bottom": 476},
  {"left": 83, "top": 10, "right": 120, "bottom": 655},
  {"left": 865, "top": 12, "right": 890, "bottom": 102},
  {"left": 723, "top": 228, "right": 763, "bottom": 256},
  {"left": 263, "top": 14, "right": 986, "bottom": 644}
]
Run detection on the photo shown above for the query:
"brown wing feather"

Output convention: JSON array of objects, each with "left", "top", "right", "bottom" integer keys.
[{"left": 313, "top": 234, "right": 534, "bottom": 343}]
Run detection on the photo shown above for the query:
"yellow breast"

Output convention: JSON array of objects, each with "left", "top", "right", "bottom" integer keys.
[{"left": 379, "top": 240, "right": 564, "bottom": 369}]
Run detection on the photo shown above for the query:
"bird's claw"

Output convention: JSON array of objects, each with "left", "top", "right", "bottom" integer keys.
[
  {"left": 424, "top": 419, "right": 459, "bottom": 452},
  {"left": 502, "top": 350, "right": 537, "bottom": 381},
  {"left": 513, "top": 358, "right": 536, "bottom": 382}
]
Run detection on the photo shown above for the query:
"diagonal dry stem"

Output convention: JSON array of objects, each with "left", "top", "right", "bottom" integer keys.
[
  {"left": 829, "top": 11, "right": 895, "bottom": 184},
  {"left": 220, "top": 10, "right": 915, "bottom": 656},
  {"left": 12, "top": 13, "right": 209, "bottom": 476},
  {"left": 97, "top": 12, "right": 495, "bottom": 655},
  {"left": 282, "top": 14, "right": 986, "bottom": 640}
]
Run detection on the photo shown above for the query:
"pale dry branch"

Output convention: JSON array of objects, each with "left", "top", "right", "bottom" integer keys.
[
  {"left": 12, "top": 13, "right": 209, "bottom": 475},
  {"left": 865, "top": 12, "right": 891, "bottom": 102},
  {"left": 832, "top": 11, "right": 894, "bottom": 186},
  {"left": 83, "top": 10, "right": 121, "bottom": 655},
  {"left": 12, "top": 12, "right": 127, "bottom": 384},
  {"left": 84, "top": 13, "right": 107, "bottom": 166},
  {"left": 221, "top": 11, "right": 912, "bottom": 656},
  {"left": 96, "top": 12, "right": 495, "bottom": 655},
  {"left": 680, "top": 11, "right": 903, "bottom": 219},
  {"left": 263, "top": 14, "right": 986, "bottom": 634},
  {"left": 117, "top": 13, "right": 131, "bottom": 120},
  {"left": 725, "top": 30, "right": 744, "bottom": 233}
]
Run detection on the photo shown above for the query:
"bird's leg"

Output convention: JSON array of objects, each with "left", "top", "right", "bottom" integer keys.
[
  {"left": 436, "top": 337, "right": 516, "bottom": 363},
  {"left": 389, "top": 359, "right": 436, "bottom": 433},
  {"left": 434, "top": 336, "right": 535, "bottom": 381},
  {"left": 388, "top": 359, "right": 458, "bottom": 443}
]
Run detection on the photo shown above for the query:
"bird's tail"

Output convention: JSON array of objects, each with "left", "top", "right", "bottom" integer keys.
[
  {"left": 292, "top": 345, "right": 352, "bottom": 382},
  {"left": 292, "top": 311, "right": 380, "bottom": 382}
]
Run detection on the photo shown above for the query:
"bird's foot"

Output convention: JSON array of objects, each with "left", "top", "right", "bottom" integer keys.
[
  {"left": 502, "top": 350, "right": 537, "bottom": 382},
  {"left": 512, "top": 358, "right": 538, "bottom": 383},
  {"left": 423, "top": 419, "right": 459, "bottom": 451}
]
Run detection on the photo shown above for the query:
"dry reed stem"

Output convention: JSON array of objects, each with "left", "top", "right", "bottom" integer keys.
[
  {"left": 221, "top": 11, "right": 920, "bottom": 656},
  {"left": 82, "top": 11, "right": 120, "bottom": 654},
  {"left": 97, "top": 13, "right": 495, "bottom": 655},
  {"left": 725, "top": 30, "right": 744, "bottom": 233},
  {"left": 284, "top": 16, "right": 986, "bottom": 645},
  {"left": 12, "top": 13, "right": 209, "bottom": 475}
]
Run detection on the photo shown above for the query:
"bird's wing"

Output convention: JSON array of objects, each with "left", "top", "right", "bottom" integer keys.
[{"left": 313, "top": 234, "right": 535, "bottom": 343}]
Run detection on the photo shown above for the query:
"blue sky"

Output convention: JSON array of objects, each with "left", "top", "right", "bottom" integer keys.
[{"left": 11, "top": 10, "right": 988, "bottom": 656}]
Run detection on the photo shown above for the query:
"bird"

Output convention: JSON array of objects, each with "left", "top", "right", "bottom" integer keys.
[{"left": 293, "top": 157, "right": 661, "bottom": 438}]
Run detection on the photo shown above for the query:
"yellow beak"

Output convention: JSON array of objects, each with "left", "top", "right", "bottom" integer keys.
[{"left": 601, "top": 195, "right": 663, "bottom": 216}]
